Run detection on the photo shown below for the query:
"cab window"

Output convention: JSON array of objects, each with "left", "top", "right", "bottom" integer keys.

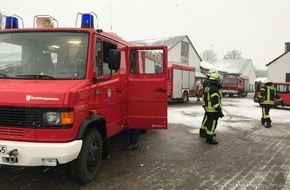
[
  {"left": 130, "top": 49, "right": 163, "bottom": 74},
  {"left": 95, "top": 39, "right": 117, "bottom": 76}
]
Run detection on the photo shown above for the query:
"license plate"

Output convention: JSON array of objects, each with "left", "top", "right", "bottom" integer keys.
[{"left": 0, "top": 145, "right": 7, "bottom": 155}]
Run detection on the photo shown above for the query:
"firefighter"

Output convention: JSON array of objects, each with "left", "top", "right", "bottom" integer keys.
[
  {"left": 201, "top": 73, "right": 223, "bottom": 144},
  {"left": 195, "top": 82, "right": 203, "bottom": 101},
  {"left": 199, "top": 69, "right": 220, "bottom": 138},
  {"left": 258, "top": 79, "right": 284, "bottom": 128}
]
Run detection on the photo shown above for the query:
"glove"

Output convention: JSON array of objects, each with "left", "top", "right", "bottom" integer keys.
[
  {"left": 279, "top": 100, "right": 284, "bottom": 107},
  {"left": 218, "top": 111, "right": 224, "bottom": 118}
]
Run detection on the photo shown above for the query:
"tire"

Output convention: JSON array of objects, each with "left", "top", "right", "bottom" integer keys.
[
  {"left": 242, "top": 91, "right": 247, "bottom": 97},
  {"left": 71, "top": 129, "right": 103, "bottom": 184},
  {"left": 181, "top": 91, "right": 189, "bottom": 103}
]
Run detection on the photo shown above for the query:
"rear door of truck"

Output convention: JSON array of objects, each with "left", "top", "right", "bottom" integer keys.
[{"left": 127, "top": 46, "right": 168, "bottom": 129}]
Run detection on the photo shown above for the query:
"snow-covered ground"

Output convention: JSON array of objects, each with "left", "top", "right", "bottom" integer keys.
[{"left": 168, "top": 93, "right": 290, "bottom": 135}]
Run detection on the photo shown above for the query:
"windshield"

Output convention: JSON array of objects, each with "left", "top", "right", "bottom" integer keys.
[
  {"left": 0, "top": 31, "right": 89, "bottom": 79},
  {"left": 222, "top": 78, "right": 237, "bottom": 84}
]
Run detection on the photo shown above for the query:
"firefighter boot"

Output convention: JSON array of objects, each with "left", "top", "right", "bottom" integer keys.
[
  {"left": 199, "top": 128, "right": 206, "bottom": 138},
  {"left": 261, "top": 118, "right": 265, "bottom": 125},
  {"left": 206, "top": 136, "right": 218, "bottom": 145},
  {"left": 265, "top": 122, "right": 272, "bottom": 128}
]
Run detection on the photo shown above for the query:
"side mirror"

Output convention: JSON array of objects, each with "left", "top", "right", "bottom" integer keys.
[{"left": 108, "top": 49, "right": 120, "bottom": 70}]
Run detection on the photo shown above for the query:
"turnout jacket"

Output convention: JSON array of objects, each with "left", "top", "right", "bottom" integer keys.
[
  {"left": 202, "top": 83, "right": 222, "bottom": 113},
  {"left": 258, "top": 84, "right": 282, "bottom": 105}
]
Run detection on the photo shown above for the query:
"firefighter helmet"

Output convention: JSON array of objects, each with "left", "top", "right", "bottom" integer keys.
[
  {"left": 207, "top": 69, "right": 219, "bottom": 77},
  {"left": 209, "top": 73, "right": 221, "bottom": 81}
]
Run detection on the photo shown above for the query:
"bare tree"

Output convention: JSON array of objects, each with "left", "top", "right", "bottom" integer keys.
[
  {"left": 223, "top": 50, "right": 243, "bottom": 60},
  {"left": 201, "top": 49, "right": 217, "bottom": 62}
]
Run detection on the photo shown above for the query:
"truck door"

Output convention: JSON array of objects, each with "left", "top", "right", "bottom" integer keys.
[{"left": 127, "top": 46, "right": 168, "bottom": 129}]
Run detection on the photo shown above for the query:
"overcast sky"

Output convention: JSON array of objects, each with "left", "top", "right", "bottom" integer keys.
[{"left": 2, "top": 0, "right": 290, "bottom": 70}]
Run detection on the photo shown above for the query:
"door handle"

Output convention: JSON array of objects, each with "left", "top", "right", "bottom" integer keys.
[
  {"left": 116, "top": 89, "right": 122, "bottom": 93},
  {"left": 156, "top": 88, "right": 166, "bottom": 92}
]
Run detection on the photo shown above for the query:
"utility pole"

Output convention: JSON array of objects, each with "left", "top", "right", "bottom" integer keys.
[{"left": 110, "top": 4, "right": 113, "bottom": 31}]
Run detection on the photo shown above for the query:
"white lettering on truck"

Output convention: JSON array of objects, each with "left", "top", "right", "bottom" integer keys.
[{"left": 26, "top": 95, "right": 59, "bottom": 101}]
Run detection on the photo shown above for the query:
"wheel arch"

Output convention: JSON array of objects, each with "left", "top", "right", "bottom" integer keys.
[{"left": 76, "top": 115, "right": 109, "bottom": 159}]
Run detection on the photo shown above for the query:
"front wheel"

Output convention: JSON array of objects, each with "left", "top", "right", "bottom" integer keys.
[{"left": 71, "top": 129, "right": 103, "bottom": 184}]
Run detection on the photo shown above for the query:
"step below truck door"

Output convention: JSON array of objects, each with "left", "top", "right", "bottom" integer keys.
[{"left": 127, "top": 46, "right": 168, "bottom": 129}]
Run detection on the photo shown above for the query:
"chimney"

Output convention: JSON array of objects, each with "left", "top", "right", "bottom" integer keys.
[{"left": 285, "top": 42, "right": 290, "bottom": 52}]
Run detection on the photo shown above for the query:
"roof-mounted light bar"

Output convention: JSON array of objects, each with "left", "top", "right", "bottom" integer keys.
[
  {"left": 5, "top": 14, "right": 24, "bottom": 29},
  {"left": 34, "top": 15, "right": 58, "bottom": 28},
  {"left": 75, "top": 12, "right": 98, "bottom": 29}
]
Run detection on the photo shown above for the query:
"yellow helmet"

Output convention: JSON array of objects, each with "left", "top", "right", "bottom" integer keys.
[
  {"left": 207, "top": 69, "right": 219, "bottom": 77},
  {"left": 209, "top": 73, "right": 221, "bottom": 81}
]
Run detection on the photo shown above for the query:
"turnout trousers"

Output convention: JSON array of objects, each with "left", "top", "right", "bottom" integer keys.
[
  {"left": 203, "top": 113, "right": 219, "bottom": 137},
  {"left": 261, "top": 105, "right": 272, "bottom": 125}
]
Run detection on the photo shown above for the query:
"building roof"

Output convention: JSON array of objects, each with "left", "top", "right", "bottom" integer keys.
[
  {"left": 212, "top": 59, "right": 253, "bottom": 74},
  {"left": 200, "top": 60, "right": 227, "bottom": 73},
  {"left": 195, "top": 71, "right": 207, "bottom": 78},
  {"left": 131, "top": 35, "right": 202, "bottom": 62},
  {"left": 266, "top": 51, "right": 290, "bottom": 66}
]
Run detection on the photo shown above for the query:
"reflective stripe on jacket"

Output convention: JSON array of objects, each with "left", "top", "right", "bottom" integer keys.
[
  {"left": 202, "top": 85, "right": 222, "bottom": 113},
  {"left": 258, "top": 85, "right": 282, "bottom": 105}
]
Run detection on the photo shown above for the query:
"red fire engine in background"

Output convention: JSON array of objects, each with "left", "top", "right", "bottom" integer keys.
[
  {"left": 167, "top": 62, "right": 195, "bottom": 103},
  {"left": 221, "top": 74, "right": 249, "bottom": 97},
  {"left": 0, "top": 13, "right": 168, "bottom": 183}
]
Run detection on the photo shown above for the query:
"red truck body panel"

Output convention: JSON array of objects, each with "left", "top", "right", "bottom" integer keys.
[{"left": 167, "top": 62, "right": 195, "bottom": 102}]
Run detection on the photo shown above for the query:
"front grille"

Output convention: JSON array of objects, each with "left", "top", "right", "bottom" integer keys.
[
  {"left": 0, "top": 127, "right": 24, "bottom": 136},
  {"left": 0, "top": 106, "right": 43, "bottom": 127}
]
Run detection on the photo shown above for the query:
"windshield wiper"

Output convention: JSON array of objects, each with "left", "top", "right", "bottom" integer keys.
[{"left": 15, "top": 74, "right": 55, "bottom": 79}]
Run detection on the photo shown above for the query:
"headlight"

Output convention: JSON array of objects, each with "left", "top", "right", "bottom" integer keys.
[
  {"left": 44, "top": 111, "right": 73, "bottom": 125},
  {"left": 45, "top": 112, "right": 60, "bottom": 125}
]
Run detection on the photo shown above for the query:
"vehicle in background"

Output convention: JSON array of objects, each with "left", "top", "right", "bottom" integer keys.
[
  {"left": 253, "top": 78, "right": 267, "bottom": 103},
  {"left": 167, "top": 62, "right": 195, "bottom": 103},
  {"left": 221, "top": 74, "right": 249, "bottom": 97}
]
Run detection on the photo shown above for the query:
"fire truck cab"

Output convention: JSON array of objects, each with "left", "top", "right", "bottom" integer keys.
[
  {"left": 221, "top": 74, "right": 249, "bottom": 98},
  {"left": 0, "top": 13, "right": 168, "bottom": 183}
]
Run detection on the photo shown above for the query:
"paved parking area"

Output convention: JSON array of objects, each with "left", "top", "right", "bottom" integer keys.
[{"left": 0, "top": 95, "right": 290, "bottom": 190}]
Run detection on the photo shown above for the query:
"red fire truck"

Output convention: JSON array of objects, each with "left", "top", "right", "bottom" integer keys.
[
  {"left": 167, "top": 62, "right": 195, "bottom": 103},
  {"left": 221, "top": 74, "right": 249, "bottom": 97},
  {"left": 0, "top": 13, "right": 168, "bottom": 183}
]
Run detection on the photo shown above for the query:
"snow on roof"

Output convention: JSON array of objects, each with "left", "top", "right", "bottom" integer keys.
[
  {"left": 200, "top": 60, "right": 227, "bottom": 72},
  {"left": 131, "top": 35, "right": 186, "bottom": 50},
  {"left": 212, "top": 59, "right": 251, "bottom": 74}
]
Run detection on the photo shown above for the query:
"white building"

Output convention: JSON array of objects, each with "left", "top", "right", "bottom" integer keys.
[
  {"left": 212, "top": 59, "right": 257, "bottom": 92},
  {"left": 131, "top": 35, "right": 206, "bottom": 79},
  {"left": 266, "top": 42, "right": 290, "bottom": 82}
]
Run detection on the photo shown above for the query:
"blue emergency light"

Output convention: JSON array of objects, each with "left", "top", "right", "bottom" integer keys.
[
  {"left": 5, "top": 16, "right": 19, "bottom": 29},
  {"left": 81, "top": 14, "right": 94, "bottom": 28}
]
